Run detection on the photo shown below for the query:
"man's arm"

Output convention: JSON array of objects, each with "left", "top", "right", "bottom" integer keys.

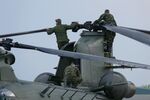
[
  {"left": 98, "top": 14, "right": 105, "bottom": 21},
  {"left": 47, "top": 28, "right": 54, "bottom": 35},
  {"left": 64, "top": 24, "right": 75, "bottom": 30},
  {"left": 109, "top": 14, "right": 117, "bottom": 26}
]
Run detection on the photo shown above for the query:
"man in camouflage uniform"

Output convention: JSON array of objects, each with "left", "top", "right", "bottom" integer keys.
[
  {"left": 98, "top": 9, "right": 116, "bottom": 26},
  {"left": 47, "top": 19, "right": 74, "bottom": 49},
  {"left": 64, "top": 63, "right": 82, "bottom": 88},
  {"left": 98, "top": 9, "right": 117, "bottom": 57}
]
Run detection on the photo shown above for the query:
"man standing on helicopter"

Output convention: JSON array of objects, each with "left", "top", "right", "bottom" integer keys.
[{"left": 47, "top": 19, "right": 75, "bottom": 49}]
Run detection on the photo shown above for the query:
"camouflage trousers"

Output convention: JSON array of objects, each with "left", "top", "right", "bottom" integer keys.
[
  {"left": 104, "top": 31, "right": 115, "bottom": 53},
  {"left": 57, "top": 41, "right": 69, "bottom": 49}
]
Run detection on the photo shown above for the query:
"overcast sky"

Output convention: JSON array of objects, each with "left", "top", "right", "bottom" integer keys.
[{"left": 0, "top": 0, "right": 150, "bottom": 86}]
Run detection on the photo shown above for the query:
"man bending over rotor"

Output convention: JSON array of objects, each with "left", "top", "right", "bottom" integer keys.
[{"left": 95, "top": 9, "right": 117, "bottom": 57}]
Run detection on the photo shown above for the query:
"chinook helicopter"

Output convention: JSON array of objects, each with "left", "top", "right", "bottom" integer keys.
[{"left": 0, "top": 21, "right": 150, "bottom": 100}]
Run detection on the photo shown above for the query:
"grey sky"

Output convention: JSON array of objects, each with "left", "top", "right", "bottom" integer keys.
[{"left": 0, "top": 0, "right": 150, "bottom": 86}]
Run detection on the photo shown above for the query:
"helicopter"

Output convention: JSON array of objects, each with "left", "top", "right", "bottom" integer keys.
[{"left": 0, "top": 21, "right": 150, "bottom": 100}]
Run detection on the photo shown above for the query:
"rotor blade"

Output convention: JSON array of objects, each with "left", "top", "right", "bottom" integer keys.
[
  {"left": 0, "top": 28, "right": 47, "bottom": 38},
  {"left": 103, "top": 25, "right": 150, "bottom": 46},
  {"left": 105, "top": 65, "right": 139, "bottom": 69},
  {"left": 1, "top": 41, "right": 150, "bottom": 70},
  {"left": 37, "top": 47, "right": 150, "bottom": 70},
  {"left": 125, "top": 27, "right": 150, "bottom": 35}
]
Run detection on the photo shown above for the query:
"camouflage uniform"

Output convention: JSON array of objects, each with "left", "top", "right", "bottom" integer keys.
[
  {"left": 64, "top": 63, "right": 82, "bottom": 88},
  {"left": 47, "top": 19, "right": 74, "bottom": 49},
  {"left": 98, "top": 12, "right": 116, "bottom": 26},
  {"left": 98, "top": 10, "right": 117, "bottom": 57}
]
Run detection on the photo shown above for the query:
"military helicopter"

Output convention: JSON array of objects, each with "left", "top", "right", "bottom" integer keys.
[{"left": 0, "top": 21, "right": 150, "bottom": 100}]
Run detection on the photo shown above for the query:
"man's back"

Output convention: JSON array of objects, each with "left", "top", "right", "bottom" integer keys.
[
  {"left": 98, "top": 10, "right": 116, "bottom": 25},
  {"left": 47, "top": 19, "right": 74, "bottom": 49},
  {"left": 53, "top": 24, "right": 70, "bottom": 42},
  {"left": 64, "top": 65, "right": 79, "bottom": 79},
  {"left": 64, "top": 64, "right": 81, "bottom": 88},
  {"left": 99, "top": 13, "right": 115, "bottom": 24}
]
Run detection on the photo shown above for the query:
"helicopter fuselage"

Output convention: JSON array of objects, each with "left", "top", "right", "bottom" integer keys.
[{"left": 0, "top": 80, "right": 111, "bottom": 100}]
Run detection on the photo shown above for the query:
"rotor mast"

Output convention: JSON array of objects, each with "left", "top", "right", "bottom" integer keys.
[{"left": 76, "top": 31, "right": 110, "bottom": 87}]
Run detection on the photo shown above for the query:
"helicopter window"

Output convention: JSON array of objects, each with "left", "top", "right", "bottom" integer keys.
[{"left": 0, "top": 88, "right": 16, "bottom": 100}]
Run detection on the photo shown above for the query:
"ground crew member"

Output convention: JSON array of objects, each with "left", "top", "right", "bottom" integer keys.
[
  {"left": 47, "top": 19, "right": 74, "bottom": 49},
  {"left": 98, "top": 9, "right": 116, "bottom": 26},
  {"left": 98, "top": 9, "right": 117, "bottom": 57},
  {"left": 64, "top": 63, "right": 82, "bottom": 88}
]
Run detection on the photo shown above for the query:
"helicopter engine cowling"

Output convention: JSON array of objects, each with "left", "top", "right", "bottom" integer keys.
[
  {"left": 125, "top": 81, "right": 136, "bottom": 98},
  {"left": 34, "top": 72, "right": 55, "bottom": 84},
  {"left": 99, "top": 71, "right": 136, "bottom": 100},
  {"left": 5, "top": 52, "right": 15, "bottom": 65},
  {"left": 0, "top": 48, "right": 15, "bottom": 65}
]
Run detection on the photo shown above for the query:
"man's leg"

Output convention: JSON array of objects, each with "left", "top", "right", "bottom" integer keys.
[{"left": 58, "top": 41, "right": 69, "bottom": 49}]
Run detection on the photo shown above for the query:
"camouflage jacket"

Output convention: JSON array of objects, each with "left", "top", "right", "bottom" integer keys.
[
  {"left": 64, "top": 65, "right": 81, "bottom": 83},
  {"left": 98, "top": 13, "right": 117, "bottom": 25},
  {"left": 47, "top": 24, "right": 73, "bottom": 43}
]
